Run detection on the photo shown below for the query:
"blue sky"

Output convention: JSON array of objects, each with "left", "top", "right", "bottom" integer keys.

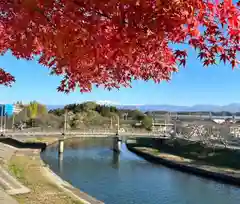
[{"left": 1, "top": 48, "right": 240, "bottom": 106}]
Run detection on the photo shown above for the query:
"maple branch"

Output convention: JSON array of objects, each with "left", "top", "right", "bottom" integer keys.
[{"left": 0, "top": 68, "right": 15, "bottom": 86}]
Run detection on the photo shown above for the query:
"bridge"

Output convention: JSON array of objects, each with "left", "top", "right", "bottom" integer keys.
[
  {"left": 3, "top": 130, "right": 169, "bottom": 144},
  {"left": 2, "top": 125, "right": 240, "bottom": 152},
  {"left": 2, "top": 129, "right": 170, "bottom": 153}
]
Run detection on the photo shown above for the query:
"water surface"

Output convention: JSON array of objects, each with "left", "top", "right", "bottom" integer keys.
[{"left": 41, "top": 138, "right": 240, "bottom": 204}]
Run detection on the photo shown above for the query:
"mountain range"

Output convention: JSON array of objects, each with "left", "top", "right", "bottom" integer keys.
[{"left": 46, "top": 103, "right": 240, "bottom": 113}]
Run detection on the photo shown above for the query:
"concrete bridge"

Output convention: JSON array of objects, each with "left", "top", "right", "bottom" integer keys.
[
  {"left": 2, "top": 128, "right": 240, "bottom": 152},
  {"left": 2, "top": 130, "right": 169, "bottom": 153},
  {"left": 3, "top": 130, "right": 169, "bottom": 146},
  {"left": 4, "top": 130, "right": 163, "bottom": 138}
]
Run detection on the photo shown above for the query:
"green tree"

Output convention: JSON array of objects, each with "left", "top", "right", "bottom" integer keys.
[
  {"left": 64, "top": 104, "right": 77, "bottom": 113},
  {"left": 109, "top": 106, "right": 118, "bottom": 113},
  {"left": 100, "top": 106, "right": 111, "bottom": 117},
  {"left": 28, "top": 101, "right": 38, "bottom": 118},
  {"left": 142, "top": 116, "right": 153, "bottom": 131},
  {"left": 27, "top": 101, "right": 38, "bottom": 127},
  {"left": 82, "top": 101, "right": 97, "bottom": 111},
  {"left": 69, "top": 115, "right": 79, "bottom": 129},
  {"left": 129, "top": 110, "right": 145, "bottom": 121}
]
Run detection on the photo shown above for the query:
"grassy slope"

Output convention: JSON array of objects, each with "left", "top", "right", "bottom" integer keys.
[{"left": 8, "top": 153, "right": 83, "bottom": 204}]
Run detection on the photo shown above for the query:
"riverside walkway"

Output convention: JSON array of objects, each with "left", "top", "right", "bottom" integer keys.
[
  {"left": 0, "top": 138, "right": 103, "bottom": 204},
  {"left": 0, "top": 142, "right": 30, "bottom": 204},
  {"left": 0, "top": 189, "right": 18, "bottom": 204}
]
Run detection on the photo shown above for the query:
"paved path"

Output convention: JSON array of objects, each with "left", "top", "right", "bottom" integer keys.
[
  {"left": 0, "top": 189, "right": 18, "bottom": 204},
  {"left": 0, "top": 142, "right": 30, "bottom": 204},
  {"left": 0, "top": 142, "right": 16, "bottom": 161}
]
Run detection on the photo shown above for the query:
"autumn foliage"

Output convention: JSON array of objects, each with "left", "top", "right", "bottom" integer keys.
[{"left": 0, "top": 0, "right": 240, "bottom": 92}]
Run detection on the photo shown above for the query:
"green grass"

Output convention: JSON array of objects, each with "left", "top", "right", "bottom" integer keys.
[
  {"left": 25, "top": 137, "right": 57, "bottom": 144},
  {"left": 9, "top": 164, "right": 25, "bottom": 180},
  {"left": 152, "top": 149, "right": 160, "bottom": 155},
  {"left": 25, "top": 138, "right": 43, "bottom": 143}
]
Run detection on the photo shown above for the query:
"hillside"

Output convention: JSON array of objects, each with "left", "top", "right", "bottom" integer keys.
[{"left": 7, "top": 101, "right": 153, "bottom": 131}]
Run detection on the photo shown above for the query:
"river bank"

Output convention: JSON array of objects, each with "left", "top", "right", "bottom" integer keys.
[
  {"left": 127, "top": 144, "right": 240, "bottom": 186},
  {"left": 0, "top": 137, "right": 104, "bottom": 204}
]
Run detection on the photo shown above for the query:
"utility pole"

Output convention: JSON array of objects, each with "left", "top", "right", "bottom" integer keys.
[
  {"left": 63, "top": 110, "right": 67, "bottom": 135},
  {"left": 3, "top": 114, "right": 6, "bottom": 134},
  {"left": 59, "top": 110, "right": 67, "bottom": 154},
  {"left": 113, "top": 115, "right": 121, "bottom": 152},
  {"left": 110, "top": 117, "right": 113, "bottom": 129},
  {"left": 0, "top": 105, "right": 3, "bottom": 134},
  {"left": 174, "top": 119, "right": 177, "bottom": 137},
  {"left": 116, "top": 115, "right": 120, "bottom": 135},
  {"left": 12, "top": 113, "right": 15, "bottom": 130},
  {"left": 152, "top": 117, "right": 155, "bottom": 132}
]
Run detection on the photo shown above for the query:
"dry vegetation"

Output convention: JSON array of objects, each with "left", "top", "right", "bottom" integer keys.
[{"left": 8, "top": 153, "right": 83, "bottom": 204}]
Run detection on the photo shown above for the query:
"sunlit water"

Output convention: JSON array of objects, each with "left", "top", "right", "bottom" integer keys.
[{"left": 41, "top": 138, "right": 240, "bottom": 204}]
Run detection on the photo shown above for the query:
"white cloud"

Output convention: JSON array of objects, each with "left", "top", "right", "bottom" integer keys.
[
  {"left": 122, "top": 103, "right": 145, "bottom": 106},
  {"left": 95, "top": 100, "right": 120, "bottom": 106},
  {"left": 95, "top": 100, "right": 145, "bottom": 106}
]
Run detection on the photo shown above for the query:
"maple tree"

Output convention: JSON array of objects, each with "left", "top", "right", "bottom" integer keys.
[{"left": 1, "top": 0, "right": 240, "bottom": 92}]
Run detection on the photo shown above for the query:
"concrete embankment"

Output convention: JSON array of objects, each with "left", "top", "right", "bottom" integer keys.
[
  {"left": 0, "top": 137, "right": 104, "bottom": 204},
  {"left": 127, "top": 144, "right": 240, "bottom": 186}
]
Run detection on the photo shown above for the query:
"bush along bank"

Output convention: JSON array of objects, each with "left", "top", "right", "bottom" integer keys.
[{"left": 127, "top": 143, "right": 240, "bottom": 187}]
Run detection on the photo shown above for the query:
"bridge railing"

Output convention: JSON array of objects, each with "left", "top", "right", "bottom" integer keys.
[
  {"left": 6, "top": 126, "right": 152, "bottom": 134},
  {"left": 4, "top": 127, "right": 154, "bottom": 137}
]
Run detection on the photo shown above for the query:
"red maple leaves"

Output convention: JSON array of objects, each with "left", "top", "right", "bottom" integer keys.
[
  {"left": 0, "top": 68, "right": 15, "bottom": 86},
  {"left": 174, "top": 50, "right": 187, "bottom": 67},
  {"left": 0, "top": 0, "right": 240, "bottom": 92}
]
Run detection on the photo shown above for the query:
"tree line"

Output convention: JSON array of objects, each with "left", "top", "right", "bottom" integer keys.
[{"left": 49, "top": 102, "right": 153, "bottom": 130}]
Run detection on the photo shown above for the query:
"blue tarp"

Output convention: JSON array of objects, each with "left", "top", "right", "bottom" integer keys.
[{"left": 0, "top": 104, "right": 14, "bottom": 116}]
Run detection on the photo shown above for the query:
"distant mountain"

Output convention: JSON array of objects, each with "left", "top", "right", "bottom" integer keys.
[
  {"left": 46, "top": 103, "right": 240, "bottom": 113},
  {"left": 118, "top": 103, "right": 240, "bottom": 113},
  {"left": 47, "top": 105, "right": 65, "bottom": 110}
]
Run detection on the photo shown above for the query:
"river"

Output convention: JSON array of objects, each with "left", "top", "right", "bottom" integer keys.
[{"left": 41, "top": 138, "right": 240, "bottom": 204}]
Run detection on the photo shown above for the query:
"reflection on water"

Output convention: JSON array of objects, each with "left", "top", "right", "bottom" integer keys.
[
  {"left": 41, "top": 138, "right": 240, "bottom": 204},
  {"left": 58, "top": 153, "right": 63, "bottom": 174},
  {"left": 112, "top": 151, "right": 120, "bottom": 169}
]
